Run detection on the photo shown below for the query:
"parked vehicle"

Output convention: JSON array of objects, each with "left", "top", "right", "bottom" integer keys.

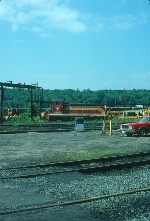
[{"left": 118, "top": 116, "right": 150, "bottom": 137}]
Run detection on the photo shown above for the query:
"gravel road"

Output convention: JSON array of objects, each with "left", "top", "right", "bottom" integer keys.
[{"left": 0, "top": 130, "right": 150, "bottom": 221}]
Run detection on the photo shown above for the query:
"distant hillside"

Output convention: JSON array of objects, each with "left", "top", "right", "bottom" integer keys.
[{"left": 3, "top": 88, "right": 150, "bottom": 108}]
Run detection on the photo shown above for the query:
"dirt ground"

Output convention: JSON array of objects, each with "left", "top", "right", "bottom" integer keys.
[
  {"left": 0, "top": 130, "right": 150, "bottom": 221},
  {"left": 0, "top": 130, "right": 150, "bottom": 167}
]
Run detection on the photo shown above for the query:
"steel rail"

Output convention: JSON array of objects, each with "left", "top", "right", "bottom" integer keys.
[
  {"left": 0, "top": 187, "right": 150, "bottom": 215},
  {"left": 0, "top": 129, "right": 74, "bottom": 134},
  {"left": 0, "top": 124, "right": 120, "bottom": 134},
  {"left": 1, "top": 159, "right": 150, "bottom": 180},
  {"left": 0, "top": 151, "right": 150, "bottom": 170}
]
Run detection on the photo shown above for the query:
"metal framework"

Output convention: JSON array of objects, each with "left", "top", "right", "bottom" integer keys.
[{"left": 0, "top": 81, "right": 43, "bottom": 123}]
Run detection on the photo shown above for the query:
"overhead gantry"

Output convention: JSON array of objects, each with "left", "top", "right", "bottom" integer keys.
[{"left": 0, "top": 81, "right": 43, "bottom": 123}]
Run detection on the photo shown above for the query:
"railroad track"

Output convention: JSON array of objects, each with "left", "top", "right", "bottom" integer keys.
[
  {"left": 0, "top": 122, "right": 119, "bottom": 133},
  {"left": 1, "top": 152, "right": 150, "bottom": 180},
  {"left": 0, "top": 186, "right": 150, "bottom": 215}
]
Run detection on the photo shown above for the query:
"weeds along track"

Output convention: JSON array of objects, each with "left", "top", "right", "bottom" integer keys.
[{"left": 1, "top": 152, "right": 150, "bottom": 180}]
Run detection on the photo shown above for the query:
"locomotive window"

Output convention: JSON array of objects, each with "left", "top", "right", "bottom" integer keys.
[{"left": 56, "top": 102, "right": 60, "bottom": 106}]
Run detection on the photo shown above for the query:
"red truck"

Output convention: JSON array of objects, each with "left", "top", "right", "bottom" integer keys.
[{"left": 118, "top": 116, "right": 150, "bottom": 137}]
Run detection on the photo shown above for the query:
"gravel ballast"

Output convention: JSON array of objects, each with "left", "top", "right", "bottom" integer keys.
[
  {"left": 0, "top": 131, "right": 150, "bottom": 220},
  {"left": 0, "top": 165, "right": 150, "bottom": 221}
]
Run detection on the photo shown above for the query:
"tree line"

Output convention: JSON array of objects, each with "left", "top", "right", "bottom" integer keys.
[{"left": 2, "top": 88, "right": 150, "bottom": 108}]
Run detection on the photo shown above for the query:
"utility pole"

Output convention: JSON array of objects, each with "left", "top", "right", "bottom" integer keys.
[
  {"left": 0, "top": 86, "right": 3, "bottom": 124},
  {"left": 124, "top": 89, "right": 126, "bottom": 123}
]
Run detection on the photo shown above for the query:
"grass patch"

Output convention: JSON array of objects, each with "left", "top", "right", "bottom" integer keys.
[{"left": 42, "top": 148, "right": 134, "bottom": 164}]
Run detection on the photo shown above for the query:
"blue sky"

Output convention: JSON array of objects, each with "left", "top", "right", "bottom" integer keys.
[{"left": 0, "top": 0, "right": 150, "bottom": 90}]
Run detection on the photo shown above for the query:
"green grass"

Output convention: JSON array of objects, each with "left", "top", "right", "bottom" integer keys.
[
  {"left": 42, "top": 148, "right": 134, "bottom": 164},
  {"left": 5, "top": 115, "right": 140, "bottom": 126}
]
